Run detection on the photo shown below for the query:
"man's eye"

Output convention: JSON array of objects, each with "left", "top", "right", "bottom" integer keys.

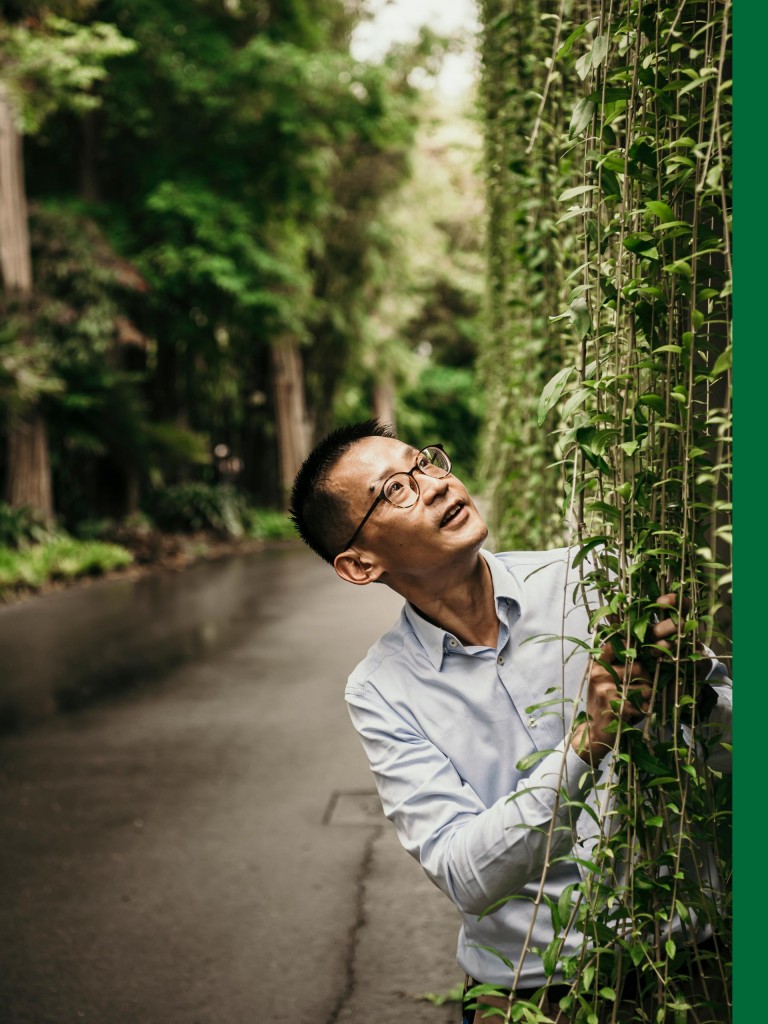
[
  {"left": 416, "top": 455, "right": 430, "bottom": 470},
  {"left": 385, "top": 480, "right": 403, "bottom": 497}
]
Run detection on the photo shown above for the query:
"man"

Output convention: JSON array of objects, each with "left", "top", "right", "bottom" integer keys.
[{"left": 289, "top": 420, "right": 731, "bottom": 1023}]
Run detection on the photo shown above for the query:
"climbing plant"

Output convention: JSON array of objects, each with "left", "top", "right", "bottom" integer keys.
[{"left": 478, "top": 0, "right": 732, "bottom": 1020}]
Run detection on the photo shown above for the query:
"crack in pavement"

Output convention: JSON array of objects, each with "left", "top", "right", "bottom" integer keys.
[{"left": 324, "top": 824, "right": 383, "bottom": 1024}]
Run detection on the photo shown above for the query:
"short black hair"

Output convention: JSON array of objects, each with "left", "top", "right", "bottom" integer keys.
[{"left": 288, "top": 419, "right": 397, "bottom": 564}]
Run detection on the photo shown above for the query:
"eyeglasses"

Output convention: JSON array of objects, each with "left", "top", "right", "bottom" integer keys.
[{"left": 339, "top": 445, "right": 451, "bottom": 554}]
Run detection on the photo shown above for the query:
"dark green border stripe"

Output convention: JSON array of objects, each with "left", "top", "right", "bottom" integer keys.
[{"left": 733, "top": 1, "right": 754, "bottom": 1021}]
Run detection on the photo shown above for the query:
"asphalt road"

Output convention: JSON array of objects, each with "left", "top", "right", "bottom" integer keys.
[{"left": 0, "top": 547, "right": 463, "bottom": 1024}]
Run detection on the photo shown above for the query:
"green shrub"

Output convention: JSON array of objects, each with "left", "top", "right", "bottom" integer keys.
[
  {"left": 73, "top": 517, "right": 117, "bottom": 541},
  {"left": 245, "top": 508, "right": 296, "bottom": 541},
  {"left": 0, "top": 537, "right": 133, "bottom": 593},
  {"left": 74, "top": 511, "right": 155, "bottom": 541},
  {"left": 0, "top": 503, "right": 53, "bottom": 548},
  {"left": 144, "top": 483, "right": 248, "bottom": 537}
]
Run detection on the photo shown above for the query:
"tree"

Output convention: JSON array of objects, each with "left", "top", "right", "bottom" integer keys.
[
  {"left": 21, "top": 0, "right": 426, "bottom": 505},
  {"left": 332, "top": 96, "right": 487, "bottom": 482},
  {"left": 0, "top": 8, "right": 134, "bottom": 517}
]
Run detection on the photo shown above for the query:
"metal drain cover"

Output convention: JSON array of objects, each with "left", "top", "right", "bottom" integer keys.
[{"left": 323, "top": 789, "right": 383, "bottom": 825}]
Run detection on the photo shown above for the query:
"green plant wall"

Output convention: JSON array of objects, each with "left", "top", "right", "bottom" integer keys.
[{"left": 478, "top": 0, "right": 732, "bottom": 1019}]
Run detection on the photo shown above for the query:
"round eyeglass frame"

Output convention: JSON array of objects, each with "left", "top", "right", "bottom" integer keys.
[{"left": 338, "top": 444, "right": 451, "bottom": 554}]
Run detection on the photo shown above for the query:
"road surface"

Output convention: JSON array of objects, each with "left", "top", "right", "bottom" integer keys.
[{"left": 0, "top": 546, "right": 464, "bottom": 1023}]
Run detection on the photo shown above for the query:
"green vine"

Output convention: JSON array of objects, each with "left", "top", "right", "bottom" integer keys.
[{"left": 478, "top": 0, "right": 732, "bottom": 1020}]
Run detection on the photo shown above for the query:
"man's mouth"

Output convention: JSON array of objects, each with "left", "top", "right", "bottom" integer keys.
[{"left": 439, "top": 501, "right": 466, "bottom": 528}]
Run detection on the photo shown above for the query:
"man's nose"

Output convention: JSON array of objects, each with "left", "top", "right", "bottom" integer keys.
[{"left": 418, "top": 473, "right": 449, "bottom": 504}]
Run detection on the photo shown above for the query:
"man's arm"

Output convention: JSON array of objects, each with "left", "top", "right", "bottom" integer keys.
[{"left": 347, "top": 683, "right": 590, "bottom": 917}]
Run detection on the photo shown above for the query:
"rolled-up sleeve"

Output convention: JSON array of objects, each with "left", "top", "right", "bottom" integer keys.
[{"left": 347, "top": 682, "right": 589, "bottom": 916}]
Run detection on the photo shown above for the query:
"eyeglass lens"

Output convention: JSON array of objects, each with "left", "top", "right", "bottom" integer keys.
[{"left": 382, "top": 447, "right": 450, "bottom": 508}]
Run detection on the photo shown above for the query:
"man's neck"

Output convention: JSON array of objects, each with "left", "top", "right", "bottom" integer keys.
[{"left": 395, "top": 553, "right": 499, "bottom": 649}]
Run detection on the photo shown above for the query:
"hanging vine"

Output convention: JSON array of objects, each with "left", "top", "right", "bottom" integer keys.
[{"left": 479, "top": 0, "right": 732, "bottom": 1020}]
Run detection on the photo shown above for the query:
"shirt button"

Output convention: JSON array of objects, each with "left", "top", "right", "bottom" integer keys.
[
  {"left": 449, "top": 639, "right": 458, "bottom": 647},
  {"left": 528, "top": 717, "right": 537, "bottom": 728},
  {"left": 497, "top": 654, "right": 504, "bottom": 665}
]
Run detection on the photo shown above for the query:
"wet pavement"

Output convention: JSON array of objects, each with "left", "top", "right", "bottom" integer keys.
[{"left": 0, "top": 546, "right": 463, "bottom": 1023}]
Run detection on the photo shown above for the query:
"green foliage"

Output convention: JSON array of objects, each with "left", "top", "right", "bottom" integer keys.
[
  {"left": 0, "top": 13, "right": 135, "bottom": 133},
  {"left": 0, "top": 502, "right": 53, "bottom": 548},
  {"left": 3, "top": 0, "right": 478, "bottom": 527},
  {"left": 144, "top": 483, "right": 250, "bottom": 538},
  {"left": 479, "top": 0, "right": 732, "bottom": 1018},
  {"left": 144, "top": 482, "right": 295, "bottom": 541},
  {"left": 330, "top": 100, "right": 486, "bottom": 463},
  {"left": 0, "top": 535, "right": 132, "bottom": 593},
  {"left": 397, "top": 363, "right": 484, "bottom": 486},
  {"left": 245, "top": 508, "right": 296, "bottom": 541},
  {"left": 417, "top": 981, "right": 465, "bottom": 1006}
]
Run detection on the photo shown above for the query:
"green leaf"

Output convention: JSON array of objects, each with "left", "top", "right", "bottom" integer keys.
[
  {"left": 543, "top": 936, "right": 561, "bottom": 976},
  {"left": 623, "top": 233, "right": 659, "bottom": 260},
  {"left": 711, "top": 346, "right": 732, "bottom": 376},
  {"left": 591, "top": 34, "right": 609, "bottom": 69},
  {"left": 663, "top": 259, "right": 693, "bottom": 278},
  {"left": 599, "top": 988, "right": 616, "bottom": 1001},
  {"left": 572, "top": 536, "right": 607, "bottom": 568},
  {"left": 558, "top": 184, "right": 597, "bottom": 202},
  {"left": 586, "top": 500, "right": 621, "bottom": 521},
  {"left": 516, "top": 749, "right": 557, "bottom": 772},
  {"left": 629, "top": 943, "right": 646, "bottom": 967},
  {"left": 418, "top": 983, "right": 464, "bottom": 1006},
  {"left": 645, "top": 815, "right": 664, "bottom": 827},
  {"left": 524, "top": 697, "right": 574, "bottom": 714},
  {"left": 557, "top": 883, "right": 577, "bottom": 927},
  {"left": 646, "top": 200, "right": 676, "bottom": 222},
  {"left": 575, "top": 50, "right": 592, "bottom": 80},
  {"left": 570, "top": 98, "right": 596, "bottom": 138},
  {"left": 569, "top": 296, "right": 592, "bottom": 340},
  {"left": 561, "top": 388, "right": 591, "bottom": 420},
  {"left": 557, "top": 23, "right": 587, "bottom": 61},
  {"left": 639, "top": 393, "right": 665, "bottom": 414},
  {"left": 537, "top": 366, "right": 576, "bottom": 425},
  {"left": 588, "top": 604, "right": 614, "bottom": 629},
  {"left": 666, "top": 939, "right": 677, "bottom": 959},
  {"left": 675, "top": 900, "right": 690, "bottom": 922}
]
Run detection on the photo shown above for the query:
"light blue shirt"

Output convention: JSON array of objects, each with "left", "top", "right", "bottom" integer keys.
[{"left": 345, "top": 548, "right": 732, "bottom": 987}]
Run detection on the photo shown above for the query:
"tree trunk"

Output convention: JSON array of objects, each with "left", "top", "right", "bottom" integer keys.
[
  {"left": 0, "top": 83, "right": 54, "bottom": 521},
  {"left": 373, "top": 375, "right": 396, "bottom": 432},
  {"left": 5, "top": 410, "right": 54, "bottom": 514},
  {"left": 0, "top": 85, "right": 32, "bottom": 293},
  {"left": 270, "top": 338, "right": 310, "bottom": 502}
]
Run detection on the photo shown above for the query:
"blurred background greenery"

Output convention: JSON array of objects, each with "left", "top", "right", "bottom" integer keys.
[{"left": 0, "top": 0, "right": 485, "bottom": 588}]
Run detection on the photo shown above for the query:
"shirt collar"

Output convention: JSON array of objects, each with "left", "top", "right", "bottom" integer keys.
[{"left": 404, "top": 550, "right": 524, "bottom": 671}]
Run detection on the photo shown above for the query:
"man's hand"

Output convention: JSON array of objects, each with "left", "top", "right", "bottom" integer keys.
[
  {"left": 572, "top": 643, "right": 652, "bottom": 765},
  {"left": 572, "top": 592, "right": 687, "bottom": 765},
  {"left": 641, "top": 593, "right": 713, "bottom": 679}
]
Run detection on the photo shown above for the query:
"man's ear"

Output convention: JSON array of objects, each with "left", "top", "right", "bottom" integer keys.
[{"left": 333, "top": 548, "right": 385, "bottom": 586}]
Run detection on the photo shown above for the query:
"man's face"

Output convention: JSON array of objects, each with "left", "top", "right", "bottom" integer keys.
[{"left": 330, "top": 436, "right": 488, "bottom": 582}]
